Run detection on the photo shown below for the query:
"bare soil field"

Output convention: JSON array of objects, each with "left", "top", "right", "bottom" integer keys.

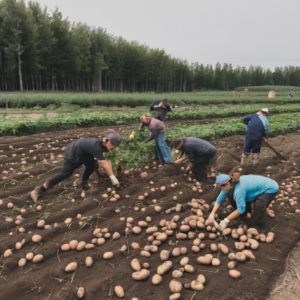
[{"left": 0, "top": 123, "right": 300, "bottom": 300}]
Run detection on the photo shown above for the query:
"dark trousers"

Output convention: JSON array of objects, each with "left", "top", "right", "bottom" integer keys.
[
  {"left": 243, "top": 138, "right": 263, "bottom": 155},
  {"left": 228, "top": 189, "right": 278, "bottom": 230},
  {"left": 49, "top": 159, "right": 95, "bottom": 186},
  {"left": 192, "top": 152, "right": 216, "bottom": 182}
]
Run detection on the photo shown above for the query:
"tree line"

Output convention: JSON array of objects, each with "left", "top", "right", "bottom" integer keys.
[{"left": 1, "top": 0, "right": 300, "bottom": 93}]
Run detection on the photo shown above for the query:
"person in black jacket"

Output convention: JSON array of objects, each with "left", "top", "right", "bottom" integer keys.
[
  {"left": 30, "top": 133, "right": 122, "bottom": 202},
  {"left": 150, "top": 98, "right": 175, "bottom": 121}
]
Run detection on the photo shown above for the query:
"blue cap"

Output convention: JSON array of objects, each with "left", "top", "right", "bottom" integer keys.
[{"left": 216, "top": 174, "right": 231, "bottom": 184}]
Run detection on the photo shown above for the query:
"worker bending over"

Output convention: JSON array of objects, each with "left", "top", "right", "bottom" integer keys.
[
  {"left": 241, "top": 108, "right": 269, "bottom": 165},
  {"left": 171, "top": 137, "right": 216, "bottom": 182},
  {"left": 31, "top": 133, "right": 122, "bottom": 202},
  {"left": 207, "top": 173, "right": 278, "bottom": 235},
  {"left": 139, "top": 114, "right": 173, "bottom": 164}
]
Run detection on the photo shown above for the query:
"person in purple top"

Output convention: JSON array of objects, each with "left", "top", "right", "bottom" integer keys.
[{"left": 139, "top": 114, "right": 173, "bottom": 164}]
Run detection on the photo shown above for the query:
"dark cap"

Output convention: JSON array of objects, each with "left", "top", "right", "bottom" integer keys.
[
  {"left": 108, "top": 133, "right": 122, "bottom": 147},
  {"left": 162, "top": 98, "right": 170, "bottom": 106}
]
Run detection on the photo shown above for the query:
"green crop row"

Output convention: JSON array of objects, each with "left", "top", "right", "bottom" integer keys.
[
  {"left": 0, "top": 91, "right": 300, "bottom": 109},
  {"left": 105, "top": 113, "right": 300, "bottom": 168},
  {"left": 2, "top": 104, "right": 300, "bottom": 137}
]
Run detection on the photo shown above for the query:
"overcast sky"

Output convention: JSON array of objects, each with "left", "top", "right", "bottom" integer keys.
[{"left": 31, "top": 0, "right": 300, "bottom": 70}]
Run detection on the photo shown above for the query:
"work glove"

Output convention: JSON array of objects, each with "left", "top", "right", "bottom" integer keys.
[
  {"left": 217, "top": 218, "right": 230, "bottom": 231},
  {"left": 110, "top": 175, "right": 120, "bottom": 187},
  {"left": 205, "top": 212, "right": 215, "bottom": 226},
  {"left": 263, "top": 137, "right": 268, "bottom": 143}
]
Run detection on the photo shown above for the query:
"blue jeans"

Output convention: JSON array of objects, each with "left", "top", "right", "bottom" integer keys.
[{"left": 155, "top": 132, "right": 173, "bottom": 163}]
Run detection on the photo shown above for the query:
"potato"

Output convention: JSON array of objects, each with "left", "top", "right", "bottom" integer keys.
[
  {"left": 180, "top": 257, "right": 189, "bottom": 266},
  {"left": 209, "top": 233, "right": 217, "bottom": 240},
  {"left": 157, "top": 261, "right": 173, "bottom": 275},
  {"left": 191, "top": 280, "right": 204, "bottom": 291},
  {"left": 172, "top": 270, "right": 183, "bottom": 278},
  {"left": 235, "top": 242, "right": 245, "bottom": 251},
  {"left": 132, "top": 269, "right": 150, "bottom": 281},
  {"left": 32, "top": 234, "right": 42, "bottom": 243},
  {"left": 259, "top": 234, "right": 266, "bottom": 243},
  {"left": 76, "top": 241, "right": 86, "bottom": 251},
  {"left": 169, "top": 280, "right": 183, "bottom": 293},
  {"left": 196, "top": 274, "right": 206, "bottom": 284},
  {"left": 242, "top": 250, "right": 256, "bottom": 262},
  {"left": 160, "top": 250, "right": 169, "bottom": 261},
  {"left": 131, "top": 258, "right": 141, "bottom": 271},
  {"left": 237, "top": 227, "right": 244, "bottom": 235},
  {"left": 247, "top": 228, "right": 259, "bottom": 236},
  {"left": 210, "top": 243, "right": 218, "bottom": 252},
  {"left": 114, "top": 285, "right": 125, "bottom": 298},
  {"left": 191, "top": 245, "right": 200, "bottom": 253},
  {"left": 228, "top": 261, "right": 237, "bottom": 269},
  {"left": 152, "top": 274, "right": 163, "bottom": 285},
  {"left": 235, "top": 252, "right": 247, "bottom": 262},
  {"left": 32, "top": 254, "right": 43, "bottom": 263},
  {"left": 172, "top": 247, "right": 181, "bottom": 257},
  {"left": 113, "top": 232, "right": 121, "bottom": 240},
  {"left": 138, "top": 221, "right": 148, "bottom": 228},
  {"left": 231, "top": 232, "right": 239, "bottom": 239},
  {"left": 65, "top": 262, "right": 77, "bottom": 272},
  {"left": 64, "top": 218, "right": 72, "bottom": 225},
  {"left": 212, "top": 258, "right": 221, "bottom": 266},
  {"left": 218, "top": 243, "right": 229, "bottom": 254},
  {"left": 97, "top": 238, "right": 105, "bottom": 246},
  {"left": 222, "top": 228, "right": 232, "bottom": 236},
  {"left": 131, "top": 226, "right": 141, "bottom": 234},
  {"left": 156, "top": 233, "right": 168, "bottom": 242},
  {"left": 143, "top": 262, "right": 150, "bottom": 269},
  {"left": 180, "top": 225, "right": 190, "bottom": 232},
  {"left": 184, "top": 264, "right": 195, "bottom": 273},
  {"left": 131, "top": 242, "right": 140, "bottom": 249},
  {"left": 169, "top": 293, "right": 181, "bottom": 300},
  {"left": 180, "top": 247, "right": 188, "bottom": 255},
  {"left": 141, "top": 250, "right": 151, "bottom": 257},
  {"left": 146, "top": 227, "right": 158, "bottom": 234},
  {"left": 197, "top": 256, "right": 211, "bottom": 265},
  {"left": 37, "top": 220, "right": 45, "bottom": 228},
  {"left": 198, "top": 233, "right": 206, "bottom": 239},
  {"left": 26, "top": 252, "right": 34, "bottom": 261},
  {"left": 176, "top": 233, "right": 187, "bottom": 240},
  {"left": 248, "top": 238, "right": 259, "bottom": 250},
  {"left": 77, "top": 287, "right": 85, "bottom": 299},
  {"left": 229, "top": 270, "right": 241, "bottom": 278},
  {"left": 103, "top": 252, "right": 114, "bottom": 259},
  {"left": 266, "top": 235, "right": 274, "bottom": 243},
  {"left": 18, "top": 258, "right": 27, "bottom": 267}
]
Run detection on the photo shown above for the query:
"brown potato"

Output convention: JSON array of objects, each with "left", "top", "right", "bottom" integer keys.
[
  {"left": 132, "top": 269, "right": 150, "bottom": 281},
  {"left": 169, "top": 293, "right": 181, "bottom": 300},
  {"left": 76, "top": 241, "right": 86, "bottom": 251},
  {"left": 86, "top": 256, "right": 93, "bottom": 267},
  {"left": 32, "top": 234, "right": 42, "bottom": 243},
  {"left": 247, "top": 228, "right": 259, "bottom": 236},
  {"left": 229, "top": 269, "right": 241, "bottom": 278},
  {"left": 184, "top": 264, "right": 195, "bottom": 273},
  {"left": 209, "top": 233, "right": 217, "bottom": 240},
  {"left": 132, "top": 226, "right": 142, "bottom": 234},
  {"left": 180, "top": 257, "right": 190, "bottom": 267},
  {"left": 197, "top": 274, "right": 206, "bottom": 284},
  {"left": 169, "top": 280, "right": 183, "bottom": 293},
  {"left": 191, "top": 280, "right": 204, "bottom": 291},
  {"left": 180, "top": 247, "right": 188, "bottom": 255},
  {"left": 218, "top": 243, "right": 229, "bottom": 254},
  {"left": 231, "top": 232, "right": 239, "bottom": 239},
  {"left": 235, "top": 252, "right": 247, "bottom": 262},
  {"left": 131, "top": 258, "right": 141, "bottom": 271},
  {"left": 69, "top": 240, "right": 79, "bottom": 249},
  {"left": 248, "top": 238, "right": 259, "bottom": 250},
  {"left": 131, "top": 242, "right": 140, "bottom": 249},
  {"left": 176, "top": 233, "right": 187, "bottom": 240},
  {"left": 156, "top": 233, "right": 168, "bottom": 242},
  {"left": 172, "top": 270, "right": 183, "bottom": 278},
  {"left": 65, "top": 262, "right": 77, "bottom": 272},
  {"left": 77, "top": 287, "right": 85, "bottom": 299},
  {"left": 227, "top": 261, "right": 237, "bottom": 269},
  {"left": 210, "top": 243, "right": 218, "bottom": 252},
  {"left": 160, "top": 250, "right": 169, "bottom": 261},
  {"left": 242, "top": 250, "right": 256, "bottom": 262},
  {"left": 266, "top": 235, "right": 274, "bottom": 243},
  {"left": 103, "top": 252, "right": 114, "bottom": 259},
  {"left": 180, "top": 225, "right": 190, "bottom": 232},
  {"left": 26, "top": 252, "right": 34, "bottom": 261},
  {"left": 115, "top": 285, "right": 125, "bottom": 298},
  {"left": 235, "top": 242, "right": 245, "bottom": 251},
  {"left": 146, "top": 227, "right": 158, "bottom": 234},
  {"left": 222, "top": 228, "right": 232, "bottom": 236},
  {"left": 197, "top": 256, "right": 211, "bottom": 265},
  {"left": 141, "top": 250, "right": 151, "bottom": 257},
  {"left": 18, "top": 258, "right": 27, "bottom": 267},
  {"left": 157, "top": 261, "right": 173, "bottom": 275},
  {"left": 228, "top": 253, "right": 236, "bottom": 260},
  {"left": 172, "top": 247, "right": 181, "bottom": 257},
  {"left": 152, "top": 274, "right": 163, "bottom": 285}
]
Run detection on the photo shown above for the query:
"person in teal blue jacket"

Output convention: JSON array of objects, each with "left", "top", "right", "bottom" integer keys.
[{"left": 206, "top": 173, "right": 278, "bottom": 235}]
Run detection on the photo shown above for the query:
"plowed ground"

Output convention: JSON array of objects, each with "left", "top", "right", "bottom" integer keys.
[{"left": 1, "top": 124, "right": 300, "bottom": 300}]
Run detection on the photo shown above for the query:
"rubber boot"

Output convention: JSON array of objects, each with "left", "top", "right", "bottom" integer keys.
[
  {"left": 30, "top": 181, "right": 52, "bottom": 203},
  {"left": 241, "top": 157, "right": 247, "bottom": 166},
  {"left": 252, "top": 158, "right": 259, "bottom": 165}
]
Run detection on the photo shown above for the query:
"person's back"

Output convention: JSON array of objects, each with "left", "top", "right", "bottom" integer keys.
[
  {"left": 243, "top": 114, "right": 268, "bottom": 140},
  {"left": 182, "top": 137, "right": 216, "bottom": 160}
]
